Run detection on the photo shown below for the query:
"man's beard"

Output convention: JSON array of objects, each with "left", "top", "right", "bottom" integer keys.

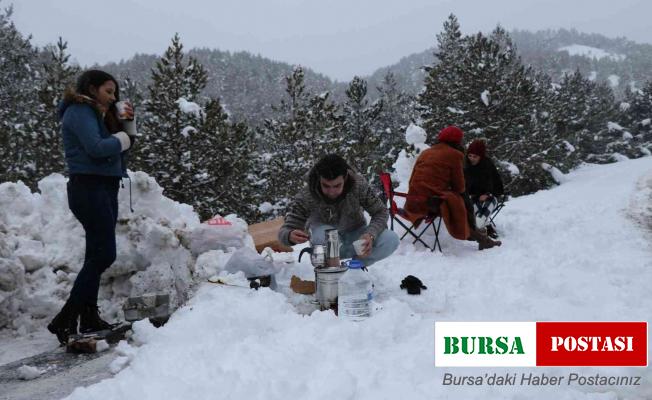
[{"left": 323, "top": 193, "right": 344, "bottom": 204}]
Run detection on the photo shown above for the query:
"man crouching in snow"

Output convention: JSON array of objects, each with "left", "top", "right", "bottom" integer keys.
[{"left": 278, "top": 154, "right": 399, "bottom": 266}]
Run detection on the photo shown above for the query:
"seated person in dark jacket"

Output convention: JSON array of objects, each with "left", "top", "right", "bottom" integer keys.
[{"left": 464, "top": 139, "right": 504, "bottom": 238}]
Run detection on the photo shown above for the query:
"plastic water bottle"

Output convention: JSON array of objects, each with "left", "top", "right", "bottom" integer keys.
[{"left": 338, "top": 260, "right": 372, "bottom": 321}]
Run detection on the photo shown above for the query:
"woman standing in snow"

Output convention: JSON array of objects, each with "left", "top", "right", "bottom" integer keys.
[
  {"left": 464, "top": 139, "right": 504, "bottom": 239},
  {"left": 48, "top": 70, "right": 136, "bottom": 344}
]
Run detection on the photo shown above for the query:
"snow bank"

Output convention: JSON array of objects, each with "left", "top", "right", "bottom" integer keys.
[{"left": 0, "top": 171, "right": 254, "bottom": 333}]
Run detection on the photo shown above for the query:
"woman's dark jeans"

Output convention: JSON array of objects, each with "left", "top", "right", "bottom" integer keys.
[{"left": 67, "top": 175, "right": 119, "bottom": 306}]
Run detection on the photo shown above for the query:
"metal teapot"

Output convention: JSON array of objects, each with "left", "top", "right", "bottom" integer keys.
[{"left": 298, "top": 244, "right": 327, "bottom": 268}]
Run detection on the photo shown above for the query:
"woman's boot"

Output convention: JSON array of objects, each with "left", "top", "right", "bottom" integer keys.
[
  {"left": 79, "top": 304, "right": 113, "bottom": 333},
  {"left": 47, "top": 300, "right": 80, "bottom": 345},
  {"left": 469, "top": 229, "right": 502, "bottom": 250}
]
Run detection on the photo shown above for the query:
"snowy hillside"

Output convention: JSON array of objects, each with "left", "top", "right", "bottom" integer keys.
[
  {"left": 558, "top": 44, "right": 626, "bottom": 61},
  {"left": 46, "top": 157, "right": 652, "bottom": 400}
]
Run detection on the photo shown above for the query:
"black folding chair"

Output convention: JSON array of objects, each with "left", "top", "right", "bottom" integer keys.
[
  {"left": 488, "top": 194, "right": 508, "bottom": 227},
  {"left": 379, "top": 172, "right": 443, "bottom": 252}
]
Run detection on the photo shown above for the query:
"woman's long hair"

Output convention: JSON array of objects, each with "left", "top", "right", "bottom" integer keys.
[{"left": 75, "top": 70, "right": 122, "bottom": 133}]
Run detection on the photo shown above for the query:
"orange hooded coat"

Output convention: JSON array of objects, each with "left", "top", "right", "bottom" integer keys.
[{"left": 403, "top": 142, "right": 471, "bottom": 240}]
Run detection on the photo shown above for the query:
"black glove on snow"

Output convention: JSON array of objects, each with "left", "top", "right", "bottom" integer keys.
[
  {"left": 400, "top": 275, "right": 427, "bottom": 295},
  {"left": 248, "top": 276, "right": 271, "bottom": 290}
]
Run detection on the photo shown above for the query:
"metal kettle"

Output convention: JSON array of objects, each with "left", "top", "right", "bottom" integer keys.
[{"left": 298, "top": 244, "right": 326, "bottom": 268}]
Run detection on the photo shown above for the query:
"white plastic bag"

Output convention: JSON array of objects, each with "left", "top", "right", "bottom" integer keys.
[
  {"left": 188, "top": 215, "right": 250, "bottom": 255},
  {"left": 223, "top": 247, "right": 282, "bottom": 290}
]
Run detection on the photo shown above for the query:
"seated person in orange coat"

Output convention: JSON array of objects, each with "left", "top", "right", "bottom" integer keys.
[{"left": 403, "top": 126, "right": 501, "bottom": 250}]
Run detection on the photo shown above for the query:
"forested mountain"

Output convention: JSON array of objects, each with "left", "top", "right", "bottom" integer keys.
[
  {"left": 101, "top": 49, "right": 338, "bottom": 124},
  {"left": 99, "top": 28, "right": 652, "bottom": 126},
  {"left": 2, "top": 5, "right": 651, "bottom": 223},
  {"left": 373, "top": 28, "right": 652, "bottom": 100}
]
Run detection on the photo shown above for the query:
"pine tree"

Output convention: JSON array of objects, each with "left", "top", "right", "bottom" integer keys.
[
  {"left": 136, "top": 34, "right": 258, "bottom": 221},
  {"left": 419, "top": 18, "right": 551, "bottom": 195},
  {"left": 548, "top": 70, "right": 617, "bottom": 164},
  {"left": 374, "top": 71, "right": 417, "bottom": 168},
  {"left": 190, "top": 98, "right": 259, "bottom": 221},
  {"left": 25, "top": 37, "right": 79, "bottom": 187},
  {"left": 0, "top": 5, "right": 39, "bottom": 183},
  {"left": 339, "top": 76, "right": 383, "bottom": 178},
  {"left": 256, "top": 66, "right": 341, "bottom": 215},
  {"left": 136, "top": 34, "right": 208, "bottom": 202},
  {"left": 418, "top": 14, "right": 466, "bottom": 140},
  {"left": 615, "top": 81, "right": 652, "bottom": 157},
  {"left": 119, "top": 76, "right": 145, "bottom": 112}
]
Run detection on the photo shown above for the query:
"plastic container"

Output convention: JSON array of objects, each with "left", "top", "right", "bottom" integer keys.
[{"left": 337, "top": 260, "right": 372, "bottom": 321}]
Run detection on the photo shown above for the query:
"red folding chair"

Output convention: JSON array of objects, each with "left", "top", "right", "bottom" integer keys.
[{"left": 379, "top": 172, "right": 443, "bottom": 252}]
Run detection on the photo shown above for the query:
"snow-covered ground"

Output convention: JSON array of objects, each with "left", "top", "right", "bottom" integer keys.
[
  {"left": 0, "top": 329, "right": 53, "bottom": 366},
  {"left": 43, "top": 156, "right": 651, "bottom": 400},
  {"left": 1, "top": 148, "right": 651, "bottom": 399}
]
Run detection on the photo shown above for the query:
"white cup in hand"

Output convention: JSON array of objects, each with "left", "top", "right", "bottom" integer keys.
[
  {"left": 353, "top": 239, "right": 367, "bottom": 256},
  {"left": 115, "top": 100, "right": 133, "bottom": 121}
]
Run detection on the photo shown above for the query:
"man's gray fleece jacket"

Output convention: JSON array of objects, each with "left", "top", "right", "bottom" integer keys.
[{"left": 278, "top": 169, "right": 389, "bottom": 246}]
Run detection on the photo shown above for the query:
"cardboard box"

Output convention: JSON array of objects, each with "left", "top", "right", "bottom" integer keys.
[{"left": 248, "top": 217, "right": 293, "bottom": 253}]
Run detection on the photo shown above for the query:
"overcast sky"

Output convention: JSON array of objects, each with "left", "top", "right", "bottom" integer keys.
[{"left": 11, "top": 0, "right": 652, "bottom": 82}]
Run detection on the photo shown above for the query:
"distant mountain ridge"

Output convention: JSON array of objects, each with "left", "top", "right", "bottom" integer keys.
[
  {"left": 101, "top": 28, "right": 652, "bottom": 124},
  {"left": 101, "top": 49, "right": 336, "bottom": 124},
  {"left": 369, "top": 28, "right": 652, "bottom": 98}
]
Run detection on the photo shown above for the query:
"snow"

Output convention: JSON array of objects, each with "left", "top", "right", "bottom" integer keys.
[
  {"left": 641, "top": 118, "right": 651, "bottom": 126},
  {"left": 558, "top": 45, "right": 625, "bottom": 61},
  {"left": 404, "top": 123, "right": 427, "bottom": 145},
  {"left": 446, "top": 107, "right": 466, "bottom": 115},
  {"left": 393, "top": 124, "right": 430, "bottom": 185},
  {"left": 611, "top": 153, "right": 630, "bottom": 162},
  {"left": 18, "top": 364, "right": 45, "bottom": 380},
  {"left": 180, "top": 126, "right": 196, "bottom": 137},
  {"left": 541, "top": 162, "right": 567, "bottom": 184},
  {"left": 498, "top": 160, "right": 520, "bottom": 176},
  {"left": 56, "top": 157, "right": 652, "bottom": 400},
  {"left": 0, "top": 329, "right": 53, "bottom": 365},
  {"left": 588, "top": 71, "right": 597, "bottom": 81},
  {"left": 258, "top": 201, "right": 274, "bottom": 213},
  {"left": 175, "top": 98, "right": 202, "bottom": 117},
  {"left": 607, "top": 121, "right": 623, "bottom": 132},
  {"left": 563, "top": 140, "right": 576, "bottom": 154},
  {"left": 619, "top": 102, "right": 631, "bottom": 112},
  {"left": 96, "top": 340, "right": 110, "bottom": 353},
  {"left": 608, "top": 74, "right": 620, "bottom": 88},
  {"left": 480, "top": 90, "right": 490, "bottom": 106},
  {"left": 623, "top": 131, "right": 633, "bottom": 140},
  {"left": 0, "top": 171, "right": 255, "bottom": 333}
]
